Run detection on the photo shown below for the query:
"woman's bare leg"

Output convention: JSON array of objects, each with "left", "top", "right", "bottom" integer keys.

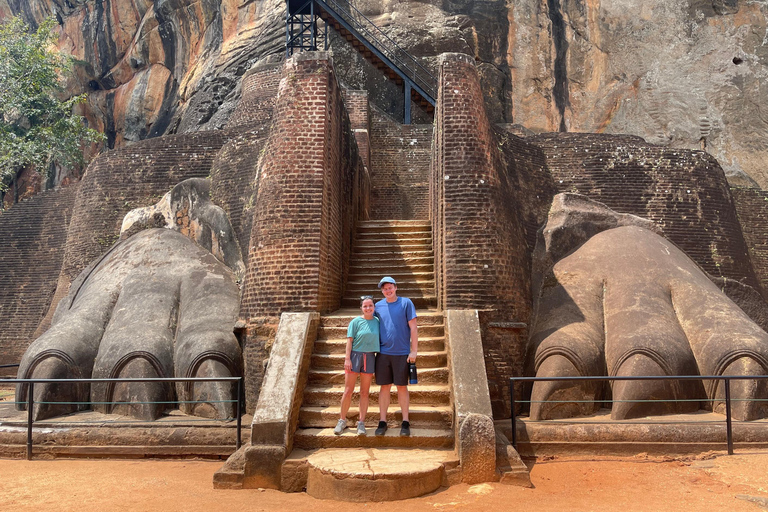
[
  {"left": 340, "top": 370, "right": 358, "bottom": 420},
  {"left": 358, "top": 372, "right": 373, "bottom": 422}
]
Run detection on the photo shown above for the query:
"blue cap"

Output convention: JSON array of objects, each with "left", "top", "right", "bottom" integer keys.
[{"left": 378, "top": 276, "right": 396, "bottom": 288}]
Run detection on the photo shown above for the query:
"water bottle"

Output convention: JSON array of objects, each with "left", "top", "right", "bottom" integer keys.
[{"left": 408, "top": 362, "right": 418, "bottom": 385}]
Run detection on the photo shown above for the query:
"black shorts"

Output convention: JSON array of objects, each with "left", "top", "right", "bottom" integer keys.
[
  {"left": 349, "top": 351, "right": 376, "bottom": 374},
  {"left": 375, "top": 353, "right": 409, "bottom": 386}
]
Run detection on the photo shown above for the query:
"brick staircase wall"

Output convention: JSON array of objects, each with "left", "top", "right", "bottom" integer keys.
[
  {"left": 430, "top": 53, "right": 538, "bottom": 417},
  {"left": 529, "top": 133, "right": 761, "bottom": 292},
  {"left": 0, "top": 186, "right": 78, "bottom": 374},
  {"left": 369, "top": 107, "right": 432, "bottom": 220},
  {"left": 731, "top": 187, "right": 768, "bottom": 294},
  {"left": 241, "top": 52, "right": 369, "bottom": 319}
]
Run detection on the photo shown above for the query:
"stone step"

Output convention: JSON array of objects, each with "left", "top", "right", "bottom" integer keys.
[
  {"left": 313, "top": 337, "right": 445, "bottom": 353},
  {"left": 344, "top": 286, "right": 435, "bottom": 298},
  {"left": 317, "top": 324, "right": 444, "bottom": 339},
  {"left": 357, "top": 221, "right": 431, "bottom": 233},
  {"left": 319, "top": 310, "right": 443, "bottom": 327},
  {"left": 353, "top": 244, "right": 433, "bottom": 254},
  {"left": 304, "top": 448, "right": 455, "bottom": 501},
  {"left": 347, "top": 262, "right": 435, "bottom": 274},
  {"left": 346, "top": 271, "right": 434, "bottom": 282},
  {"left": 346, "top": 279, "right": 434, "bottom": 289},
  {"left": 307, "top": 366, "right": 448, "bottom": 385},
  {"left": 354, "top": 238, "right": 432, "bottom": 248},
  {"left": 355, "top": 231, "right": 433, "bottom": 242},
  {"left": 349, "top": 254, "right": 434, "bottom": 265},
  {"left": 341, "top": 296, "right": 436, "bottom": 308},
  {"left": 311, "top": 351, "right": 447, "bottom": 370},
  {"left": 302, "top": 384, "right": 451, "bottom": 406},
  {"left": 294, "top": 427, "right": 453, "bottom": 449},
  {"left": 298, "top": 405, "right": 453, "bottom": 428}
]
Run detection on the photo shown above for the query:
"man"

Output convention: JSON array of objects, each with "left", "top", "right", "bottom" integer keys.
[{"left": 374, "top": 276, "right": 418, "bottom": 437}]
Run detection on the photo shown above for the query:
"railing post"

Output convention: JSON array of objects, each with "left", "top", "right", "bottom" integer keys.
[
  {"left": 404, "top": 82, "right": 412, "bottom": 125},
  {"left": 510, "top": 378, "right": 517, "bottom": 449},
  {"left": 236, "top": 378, "right": 243, "bottom": 450},
  {"left": 724, "top": 378, "right": 733, "bottom": 455},
  {"left": 26, "top": 382, "right": 34, "bottom": 461}
]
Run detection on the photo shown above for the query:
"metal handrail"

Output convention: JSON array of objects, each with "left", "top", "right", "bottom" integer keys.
[
  {"left": 509, "top": 375, "right": 768, "bottom": 455},
  {"left": 4, "top": 376, "right": 244, "bottom": 460},
  {"left": 316, "top": 0, "right": 437, "bottom": 101}
]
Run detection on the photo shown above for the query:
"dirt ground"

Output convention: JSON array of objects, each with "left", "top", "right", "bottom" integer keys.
[{"left": 1, "top": 451, "right": 767, "bottom": 511}]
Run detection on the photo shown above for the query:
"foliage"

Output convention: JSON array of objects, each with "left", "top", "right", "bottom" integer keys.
[{"left": 0, "top": 16, "right": 103, "bottom": 191}]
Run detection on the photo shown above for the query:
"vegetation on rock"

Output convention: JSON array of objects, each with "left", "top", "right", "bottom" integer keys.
[{"left": 0, "top": 16, "right": 103, "bottom": 194}]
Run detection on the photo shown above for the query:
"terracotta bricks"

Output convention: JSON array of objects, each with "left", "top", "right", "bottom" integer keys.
[
  {"left": 0, "top": 186, "right": 77, "bottom": 374},
  {"left": 241, "top": 52, "right": 369, "bottom": 319}
]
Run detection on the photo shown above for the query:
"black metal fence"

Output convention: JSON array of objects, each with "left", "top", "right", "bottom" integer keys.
[
  {"left": 510, "top": 375, "right": 768, "bottom": 455},
  {"left": 1, "top": 376, "right": 243, "bottom": 460}
]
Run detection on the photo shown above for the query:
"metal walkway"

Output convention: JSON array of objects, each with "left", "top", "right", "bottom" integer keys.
[{"left": 286, "top": 0, "right": 436, "bottom": 123}]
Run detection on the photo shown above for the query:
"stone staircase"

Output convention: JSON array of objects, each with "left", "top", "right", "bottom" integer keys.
[
  {"left": 292, "top": 220, "right": 457, "bottom": 499},
  {"left": 295, "top": 220, "right": 450, "bottom": 447}
]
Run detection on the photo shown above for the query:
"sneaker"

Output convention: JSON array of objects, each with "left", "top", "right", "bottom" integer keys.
[
  {"left": 400, "top": 421, "right": 411, "bottom": 437},
  {"left": 357, "top": 421, "right": 367, "bottom": 436},
  {"left": 333, "top": 418, "right": 347, "bottom": 435},
  {"left": 374, "top": 420, "right": 388, "bottom": 436}
]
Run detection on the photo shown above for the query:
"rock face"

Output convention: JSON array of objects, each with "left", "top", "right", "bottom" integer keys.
[
  {"left": 528, "top": 193, "right": 768, "bottom": 422},
  {"left": 2, "top": 0, "right": 766, "bottom": 186}
]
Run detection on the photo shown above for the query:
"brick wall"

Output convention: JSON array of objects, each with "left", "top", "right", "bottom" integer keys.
[
  {"left": 0, "top": 186, "right": 78, "bottom": 374},
  {"left": 732, "top": 187, "right": 768, "bottom": 293},
  {"left": 529, "top": 133, "right": 761, "bottom": 291},
  {"left": 369, "top": 107, "right": 432, "bottom": 220},
  {"left": 431, "top": 53, "right": 537, "bottom": 417},
  {"left": 241, "top": 52, "right": 368, "bottom": 319},
  {"left": 208, "top": 56, "right": 285, "bottom": 270},
  {"left": 226, "top": 55, "right": 283, "bottom": 130}
]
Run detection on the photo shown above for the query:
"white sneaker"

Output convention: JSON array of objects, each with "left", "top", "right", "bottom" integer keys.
[
  {"left": 333, "top": 418, "right": 347, "bottom": 435},
  {"left": 357, "top": 421, "right": 366, "bottom": 436}
]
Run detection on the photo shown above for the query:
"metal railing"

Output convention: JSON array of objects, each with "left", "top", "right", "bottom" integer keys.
[
  {"left": 2, "top": 377, "right": 243, "bottom": 460},
  {"left": 510, "top": 375, "right": 768, "bottom": 455},
  {"left": 316, "top": 0, "right": 437, "bottom": 103}
]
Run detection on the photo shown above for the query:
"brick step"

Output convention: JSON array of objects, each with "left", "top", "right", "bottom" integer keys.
[
  {"left": 311, "top": 351, "right": 447, "bottom": 370},
  {"left": 341, "top": 296, "right": 436, "bottom": 308},
  {"left": 298, "top": 405, "right": 453, "bottom": 429},
  {"left": 307, "top": 366, "right": 448, "bottom": 385},
  {"left": 314, "top": 337, "right": 445, "bottom": 353},
  {"left": 353, "top": 244, "right": 432, "bottom": 253},
  {"left": 317, "top": 324, "right": 444, "bottom": 339},
  {"left": 319, "top": 310, "right": 443, "bottom": 327},
  {"left": 302, "top": 384, "right": 451, "bottom": 406},
  {"left": 349, "top": 252, "right": 434, "bottom": 263},
  {"left": 293, "top": 427, "right": 453, "bottom": 449}
]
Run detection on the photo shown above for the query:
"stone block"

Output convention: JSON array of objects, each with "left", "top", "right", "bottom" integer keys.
[
  {"left": 458, "top": 413, "right": 497, "bottom": 484},
  {"left": 243, "top": 444, "right": 285, "bottom": 489}
]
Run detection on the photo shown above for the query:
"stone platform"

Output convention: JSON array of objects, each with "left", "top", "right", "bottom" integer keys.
[
  {"left": 305, "top": 448, "right": 458, "bottom": 501},
  {"left": 0, "top": 400, "right": 248, "bottom": 459},
  {"left": 501, "top": 409, "right": 768, "bottom": 457}
]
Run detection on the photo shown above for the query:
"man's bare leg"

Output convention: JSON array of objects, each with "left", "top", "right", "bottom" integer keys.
[
  {"left": 396, "top": 385, "right": 410, "bottom": 422},
  {"left": 379, "top": 384, "right": 391, "bottom": 421}
]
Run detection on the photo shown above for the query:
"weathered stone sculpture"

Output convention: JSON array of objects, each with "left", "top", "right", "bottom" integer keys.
[
  {"left": 527, "top": 193, "right": 768, "bottom": 421},
  {"left": 17, "top": 179, "right": 243, "bottom": 421}
]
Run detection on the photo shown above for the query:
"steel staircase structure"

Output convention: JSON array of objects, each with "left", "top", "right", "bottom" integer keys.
[{"left": 286, "top": 0, "right": 436, "bottom": 124}]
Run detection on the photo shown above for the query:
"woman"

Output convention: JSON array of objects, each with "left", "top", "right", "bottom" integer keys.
[{"left": 334, "top": 295, "right": 380, "bottom": 436}]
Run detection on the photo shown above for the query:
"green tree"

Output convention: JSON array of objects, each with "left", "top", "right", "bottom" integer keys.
[{"left": 0, "top": 16, "right": 103, "bottom": 196}]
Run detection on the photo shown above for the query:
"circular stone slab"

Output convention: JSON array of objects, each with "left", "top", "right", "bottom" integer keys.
[{"left": 306, "top": 448, "right": 452, "bottom": 502}]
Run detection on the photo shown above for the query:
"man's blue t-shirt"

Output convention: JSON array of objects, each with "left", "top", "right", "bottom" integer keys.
[{"left": 375, "top": 297, "right": 417, "bottom": 355}]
